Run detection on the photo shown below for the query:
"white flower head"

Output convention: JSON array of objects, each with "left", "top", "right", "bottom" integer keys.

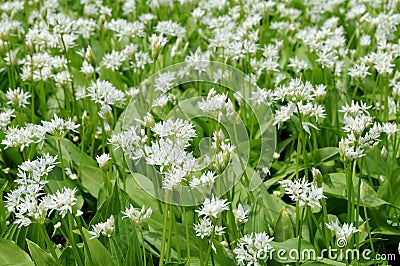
[
  {"left": 122, "top": 205, "right": 152, "bottom": 226},
  {"left": 233, "top": 203, "right": 249, "bottom": 224},
  {"left": 233, "top": 232, "right": 274, "bottom": 265},
  {"left": 195, "top": 195, "right": 230, "bottom": 219},
  {"left": 89, "top": 215, "right": 115, "bottom": 239},
  {"left": 96, "top": 153, "right": 111, "bottom": 171},
  {"left": 6, "top": 87, "right": 30, "bottom": 108}
]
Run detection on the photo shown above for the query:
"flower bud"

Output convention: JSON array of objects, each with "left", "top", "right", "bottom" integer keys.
[
  {"left": 144, "top": 112, "right": 155, "bottom": 128},
  {"left": 96, "top": 153, "right": 111, "bottom": 171},
  {"left": 312, "top": 168, "right": 323, "bottom": 187},
  {"left": 381, "top": 146, "right": 388, "bottom": 160},
  {"left": 98, "top": 105, "right": 114, "bottom": 127}
]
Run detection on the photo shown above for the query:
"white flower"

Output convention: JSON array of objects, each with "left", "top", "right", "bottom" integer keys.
[
  {"left": 86, "top": 80, "right": 126, "bottom": 106},
  {"left": 279, "top": 178, "right": 326, "bottom": 208},
  {"left": 42, "top": 114, "right": 79, "bottom": 137},
  {"left": 44, "top": 187, "right": 77, "bottom": 218},
  {"left": 288, "top": 56, "right": 309, "bottom": 73},
  {"left": 195, "top": 195, "right": 229, "bottom": 219},
  {"left": 0, "top": 109, "right": 15, "bottom": 129},
  {"left": 149, "top": 34, "right": 168, "bottom": 58},
  {"left": 154, "top": 20, "right": 186, "bottom": 38},
  {"left": 102, "top": 50, "right": 125, "bottom": 71},
  {"left": 108, "top": 126, "right": 147, "bottom": 160},
  {"left": 89, "top": 215, "right": 115, "bottom": 239},
  {"left": 80, "top": 60, "right": 94, "bottom": 76},
  {"left": 96, "top": 153, "right": 111, "bottom": 171},
  {"left": 233, "top": 232, "right": 274, "bottom": 265},
  {"left": 154, "top": 71, "right": 176, "bottom": 93},
  {"left": 2, "top": 124, "right": 46, "bottom": 151},
  {"left": 190, "top": 171, "right": 217, "bottom": 188},
  {"left": 6, "top": 87, "right": 30, "bottom": 108},
  {"left": 194, "top": 217, "right": 213, "bottom": 239},
  {"left": 249, "top": 87, "right": 273, "bottom": 106},
  {"left": 198, "top": 88, "right": 235, "bottom": 120},
  {"left": 326, "top": 220, "right": 360, "bottom": 242},
  {"left": 233, "top": 204, "right": 249, "bottom": 224},
  {"left": 151, "top": 118, "right": 196, "bottom": 147},
  {"left": 348, "top": 63, "right": 370, "bottom": 79},
  {"left": 122, "top": 205, "right": 152, "bottom": 226}
]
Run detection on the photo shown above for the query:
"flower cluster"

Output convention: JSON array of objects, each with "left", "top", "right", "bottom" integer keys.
[
  {"left": 233, "top": 232, "right": 274, "bottom": 266},
  {"left": 89, "top": 215, "right": 115, "bottom": 239},
  {"left": 122, "top": 205, "right": 152, "bottom": 227},
  {"left": 279, "top": 177, "right": 326, "bottom": 209},
  {"left": 326, "top": 220, "right": 360, "bottom": 243},
  {"left": 4, "top": 154, "right": 78, "bottom": 227},
  {"left": 193, "top": 195, "right": 229, "bottom": 240},
  {"left": 272, "top": 78, "right": 326, "bottom": 134},
  {"left": 338, "top": 101, "right": 398, "bottom": 162}
]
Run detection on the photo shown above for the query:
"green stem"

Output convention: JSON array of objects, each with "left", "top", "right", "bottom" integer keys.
[
  {"left": 363, "top": 204, "right": 374, "bottom": 253},
  {"left": 111, "top": 237, "right": 124, "bottom": 266},
  {"left": 103, "top": 171, "right": 110, "bottom": 196},
  {"left": 296, "top": 207, "right": 305, "bottom": 266},
  {"left": 346, "top": 162, "right": 353, "bottom": 225},
  {"left": 166, "top": 204, "right": 173, "bottom": 262},
  {"left": 200, "top": 238, "right": 204, "bottom": 266},
  {"left": 172, "top": 210, "right": 181, "bottom": 263},
  {"left": 159, "top": 199, "right": 169, "bottom": 266},
  {"left": 75, "top": 217, "right": 95, "bottom": 266},
  {"left": 40, "top": 223, "right": 58, "bottom": 261},
  {"left": 183, "top": 207, "right": 191, "bottom": 265},
  {"left": 64, "top": 215, "right": 84, "bottom": 266},
  {"left": 78, "top": 123, "right": 85, "bottom": 179},
  {"left": 140, "top": 229, "right": 147, "bottom": 266},
  {"left": 204, "top": 236, "right": 213, "bottom": 266},
  {"left": 57, "top": 138, "right": 67, "bottom": 184}
]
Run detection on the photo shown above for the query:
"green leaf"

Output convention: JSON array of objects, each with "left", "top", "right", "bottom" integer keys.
[
  {"left": 303, "top": 259, "right": 347, "bottom": 266},
  {"left": 124, "top": 228, "right": 143, "bottom": 266},
  {"left": 79, "top": 164, "right": 103, "bottom": 198},
  {"left": 270, "top": 238, "right": 316, "bottom": 263},
  {"left": 26, "top": 239, "right": 60, "bottom": 266},
  {"left": 313, "top": 147, "right": 339, "bottom": 163},
  {"left": 40, "top": 138, "right": 103, "bottom": 198},
  {"left": 0, "top": 238, "right": 33, "bottom": 265},
  {"left": 324, "top": 173, "right": 398, "bottom": 209},
  {"left": 81, "top": 228, "right": 116, "bottom": 266},
  {"left": 274, "top": 206, "right": 295, "bottom": 242}
]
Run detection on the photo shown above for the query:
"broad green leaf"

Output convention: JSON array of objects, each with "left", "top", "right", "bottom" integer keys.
[
  {"left": 313, "top": 147, "right": 339, "bottom": 163},
  {"left": 124, "top": 228, "right": 143, "bottom": 266},
  {"left": 81, "top": 228, "right": 116, "bottom": 266},
  {"left": 26, "top": 239, "right": 60, "bottom": 266},
  {"left": 0, "top": 238, "right": 33, "bottom": 265},
  {"left": 270, "top": 238, "right": 316, "bottom": 263},
  {"left": 40, "top": 138, "right": 103, "bottom": 198},
  {"left": 324, "top": 173, "right": 399, "bottom": 209},
  {"left": 274, "top": 206, "right": 295, "bottom": 242}
]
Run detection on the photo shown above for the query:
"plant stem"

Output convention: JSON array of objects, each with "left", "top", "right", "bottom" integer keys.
[
  {"left": 296, "top": 207, "right": 305, "bottom": 266},
  {"left": 166, "top": 204, "right": 173, "bottom": 262},
  {"left": 75, "top": 217, "right": 95, "bottom": 266},
  {"left": 159, "top": 199, "right": 169, "bottom": 266},
  {"left": 140, "top": 229, "right": 147, "bottom": 266},
  {"left": 64, "top": 215, "right": 84, "bottom": 266},
  {"left": 183, "top": 207, "right": 191, "bottom": 265},
  {"left": 40, "top": 223, "right": 58, "bottom": 261},
  {"left": 57, "top": 138, "right": 67, "bottom": 184}
]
